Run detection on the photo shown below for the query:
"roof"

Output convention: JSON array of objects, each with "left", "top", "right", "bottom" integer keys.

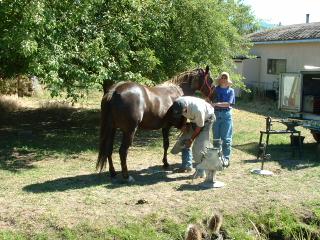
[{"left": 248, "top": 22, "right": 320, "bottom": 43}]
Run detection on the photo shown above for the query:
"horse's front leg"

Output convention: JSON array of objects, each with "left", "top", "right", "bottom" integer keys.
[
  {"left": 119, "top": 129, "right": 136, "bottom": 183},
  {"left": 162, "top": 127, "right": 170, "bottom": 169}
]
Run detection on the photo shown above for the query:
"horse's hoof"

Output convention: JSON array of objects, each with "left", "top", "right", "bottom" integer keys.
[
  {"left": 110, "top": 171, "right": 117, "bottom": 178},
  {"left": 127, "top": 175, "right": 135, "bottom": 183},
  {"left": 114, "top": 175, "right": 135, "bottom": 184},
  {"left": 163, "top": 163, "right": 170, "bottom": 169},
  {"left": 110, "top": 176, "right": 118, "bottom": 184}
]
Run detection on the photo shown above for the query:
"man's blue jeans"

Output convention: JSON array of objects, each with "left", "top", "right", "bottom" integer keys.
[
  {"left": 182, "top": 148, "right": 193, "bottom": 169},
  {"left": 181, "top": 119, "right": 214, "bottom": 171},
  {"left": 212, "top": 110, "right": 233, "bottom": 160}
]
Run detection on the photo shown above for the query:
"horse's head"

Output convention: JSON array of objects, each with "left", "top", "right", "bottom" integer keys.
[
  {"left": 173, "top": 66, "right": 214, "bottom": 99},
  {"left": 191, "top": 66, "right": 215, "bottom": 99}
]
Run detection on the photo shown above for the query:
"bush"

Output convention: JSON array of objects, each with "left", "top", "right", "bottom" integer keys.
[
  {"left": 0, "top": 75, "right": 33, "bottom": 96},
  {"left": 0, "top": 96, "right": 19, "bottom": 113},
  {"left": 0, "top": 96, "right": 20, "bottom": 124},
  {"left": 0, "top": 77, "right": 17, "bottom": 95}
]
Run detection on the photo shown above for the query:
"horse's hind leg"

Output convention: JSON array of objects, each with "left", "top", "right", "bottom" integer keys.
[
  {"left": 162, "top": 127, "right": 170, "bottom": 169},
  {"left": 107, "top": 128, "right": 116, "bottom": 178},
  {"left": 119, "top": 128, "right": 137, "bottom": 182}
]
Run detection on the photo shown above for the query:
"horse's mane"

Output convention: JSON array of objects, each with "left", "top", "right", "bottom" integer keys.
[
  {"left": 159, "top": 69, "right": 199, "bottom": 92},
  {"left": 157, "top": 82, "right": 184, "bottom": 96},
  {"left": 164, "top": 69, "right": 198, "bottom": 86}
]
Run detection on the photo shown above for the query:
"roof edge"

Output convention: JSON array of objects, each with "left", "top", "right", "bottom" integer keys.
[{"left": 253, "top": 38, "right": 320, "bottom": 45}]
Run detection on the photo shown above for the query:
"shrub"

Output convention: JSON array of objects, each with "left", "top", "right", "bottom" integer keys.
[{"left": 0, "top": 75, "right": 33, "bottom": 96}]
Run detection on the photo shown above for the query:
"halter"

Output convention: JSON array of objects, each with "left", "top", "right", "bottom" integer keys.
[{"left": 198, "top": 69, "right": 213, "bottom": 99}]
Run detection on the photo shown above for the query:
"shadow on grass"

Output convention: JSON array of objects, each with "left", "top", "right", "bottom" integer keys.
[
  {"left": 175, "top": 183, "right": 214, "bottom": 191},
  {"left": 104, "top": 163, "right": 192, "bottom": 189},
  {"left": 0, "top": 107, "right": 173, "bottom": 172},
  {"left": 23, "top": 173, "right": 105, "bottom": 193},
  {"left": 0, "top": 107, "right": 100, "bottom": 172},
  {"left": 234, "top": 142, "right": 320, "bottom": 170},
  {"left": 23, "top": 164, "right": 193, "bottom": 192}
]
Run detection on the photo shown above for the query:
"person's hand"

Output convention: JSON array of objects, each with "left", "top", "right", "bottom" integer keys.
[
  {"left": 185, "top": 138, "right": 193, "bottom": 148},
  {"left": 181, "top": 123, "right": 190, "bottom": 133}
]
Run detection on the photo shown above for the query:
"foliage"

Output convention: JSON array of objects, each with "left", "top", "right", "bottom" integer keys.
[
  {"left": 0, "top": 78, "right": 17, "bottom": 95},
  {"left": 0, "top": 75, "right": 33, "bottom": 96},
  {"left": 0, "top": 0, "right": 258, "bottom": 100},
  {"left": 1, "top": 207, "right": 320, "bottom": 240},
  {"left": 223, "top": 206, "right": 320, "bottom": 240}
]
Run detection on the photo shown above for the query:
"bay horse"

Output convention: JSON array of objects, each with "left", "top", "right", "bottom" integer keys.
[{"left": 97, "top": 67, "right": 214, "bottom": 182}]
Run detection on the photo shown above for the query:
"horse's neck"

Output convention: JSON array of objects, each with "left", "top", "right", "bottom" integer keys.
[{"left": 179, "top": 82, "right": 196, "bottom": 96}]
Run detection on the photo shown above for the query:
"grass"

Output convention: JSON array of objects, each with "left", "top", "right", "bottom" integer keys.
[
  {"left": 1, "top": 207, "right": 319, "bottom": 239},
  {"left": 0, "top": 94, "right": 320, "bottom": 239}
]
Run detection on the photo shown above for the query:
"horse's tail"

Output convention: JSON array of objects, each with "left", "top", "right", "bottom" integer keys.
[{"left": 96, "top": 95, "right": 113, "bottom": 172}]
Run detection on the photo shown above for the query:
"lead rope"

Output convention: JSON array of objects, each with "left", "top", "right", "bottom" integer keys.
[{"left": 199, "top": 73, "right": 213, "bottom": 99}]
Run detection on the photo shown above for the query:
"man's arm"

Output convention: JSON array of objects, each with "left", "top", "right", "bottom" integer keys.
[
  {"left": 180, "top": 117, "right": 188, "bottom": 132},
  {"left": 185, "top": 126, "right": 202, "bottom": 148},
  {"left": 212, "top": 102, "right": 231, "bottom": 108},
  {"left": 212, "top": 89, "right": 235, "bottom": 108}
]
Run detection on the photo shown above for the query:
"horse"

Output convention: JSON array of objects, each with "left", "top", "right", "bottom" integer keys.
[{"left": 97, "top": 66, "right": 214, "bottom": 182}]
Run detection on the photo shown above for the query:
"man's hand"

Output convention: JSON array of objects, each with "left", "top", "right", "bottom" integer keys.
[
  {"left": 181, "top": 123, "right": 191, "bottom": 133},
  {"left": 185, "top": 138, "right": 193, "bottom": 148}
]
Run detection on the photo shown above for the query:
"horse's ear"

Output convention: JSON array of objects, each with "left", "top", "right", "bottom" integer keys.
[{"left": 205, "top": 65, "right": 210, "bottom": 74}]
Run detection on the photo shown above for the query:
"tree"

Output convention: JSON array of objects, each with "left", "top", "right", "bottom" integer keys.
[{"left": 0, "top": 0, "right": 258, "bottom": 100}]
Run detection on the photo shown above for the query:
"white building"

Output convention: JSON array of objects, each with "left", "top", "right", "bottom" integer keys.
[{"left": 236, "top": 21, "right": 320, "bottom": 97}]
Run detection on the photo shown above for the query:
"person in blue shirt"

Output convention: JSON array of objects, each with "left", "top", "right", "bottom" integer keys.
[{"left": 211, "top": 72, "right": 235, "bottom": 165}]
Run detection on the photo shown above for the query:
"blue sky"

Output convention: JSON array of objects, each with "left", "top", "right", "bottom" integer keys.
[{"left": 243, "top": 0, "right": 320, "bottom": 25}]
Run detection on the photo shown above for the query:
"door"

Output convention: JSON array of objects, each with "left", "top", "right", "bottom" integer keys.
[{"left": 279, "top": 73, "right": 302, "bottom": 112}]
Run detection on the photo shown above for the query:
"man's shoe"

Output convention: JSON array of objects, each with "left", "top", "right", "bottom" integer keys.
[
  {"left": 222, "top": 157, "right": 230, "bottom": 168},
  {"left": 175, "top": 167, "right": 193, "bottom": 173}
]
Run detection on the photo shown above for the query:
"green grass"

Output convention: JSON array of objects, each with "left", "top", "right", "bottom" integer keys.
[
  {"left": 1, "top": 95, "right": 320, "bottom": 239},
  {"left": 1, "top": 205, "right": 319, "bottom": 240}
]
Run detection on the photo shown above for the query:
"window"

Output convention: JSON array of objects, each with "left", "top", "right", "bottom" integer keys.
[{"left": 267, "top": 59, "right": 286, "bottom": 74}]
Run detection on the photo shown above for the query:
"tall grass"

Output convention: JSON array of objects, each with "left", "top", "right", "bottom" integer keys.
[{"left": 1, "top": 205, "right": 319, "bottom": 240}]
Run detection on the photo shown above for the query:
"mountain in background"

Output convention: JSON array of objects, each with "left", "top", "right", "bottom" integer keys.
[{"left": 259, "top": 20, "right": 277, "bottom": 29}]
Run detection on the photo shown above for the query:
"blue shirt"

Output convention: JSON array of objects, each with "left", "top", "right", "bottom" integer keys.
[{"left": 214, "top": 86, "right": 235, "bottom": 109}]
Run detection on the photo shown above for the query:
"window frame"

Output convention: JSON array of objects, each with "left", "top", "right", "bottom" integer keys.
[{"left": 267, "top": 59, "right": 287, "bottom": 75}]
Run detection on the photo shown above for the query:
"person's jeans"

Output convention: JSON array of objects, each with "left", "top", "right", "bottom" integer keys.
[
  {"left": 181, "top": 118, "right": 214, "bottom": 172},
  {"left": 182, "top": 148, "right": 193, "bottom": 169},
  {"left": 213, "top": 110, "right": 233, "bottom": 160}
]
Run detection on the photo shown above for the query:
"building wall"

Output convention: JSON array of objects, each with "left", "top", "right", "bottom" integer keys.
[
  {"left": 246, "top": 42, "right": 320, "bottom": 90},
  {"left": 232, "top": 60, "right": 243, "bottom": 97},
  {"left": 233, "top": 58, "right": 261, "bottom": 96},
  {"left": 242, "top": 58, "right": 260, "bottom": 87}
]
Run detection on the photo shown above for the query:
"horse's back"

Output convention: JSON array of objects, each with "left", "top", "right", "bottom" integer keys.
[
  {"left": 101, "top": 81, "right": 181, "bottom": 130},
  {"left": 101, "top": 82, "right": 145, "bottom": 130}
]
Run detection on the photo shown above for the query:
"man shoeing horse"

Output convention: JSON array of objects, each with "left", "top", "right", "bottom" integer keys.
[
  {"left": 171, "top": 96, "right": 216, "bottom": 184},
  {"left": 97, "top": 67, "right": 214, "bottom": 183}
]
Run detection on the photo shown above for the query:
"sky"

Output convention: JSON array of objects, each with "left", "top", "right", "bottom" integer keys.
[{"left": 243, "top": 0, "right": 320, "bottom": 26}]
